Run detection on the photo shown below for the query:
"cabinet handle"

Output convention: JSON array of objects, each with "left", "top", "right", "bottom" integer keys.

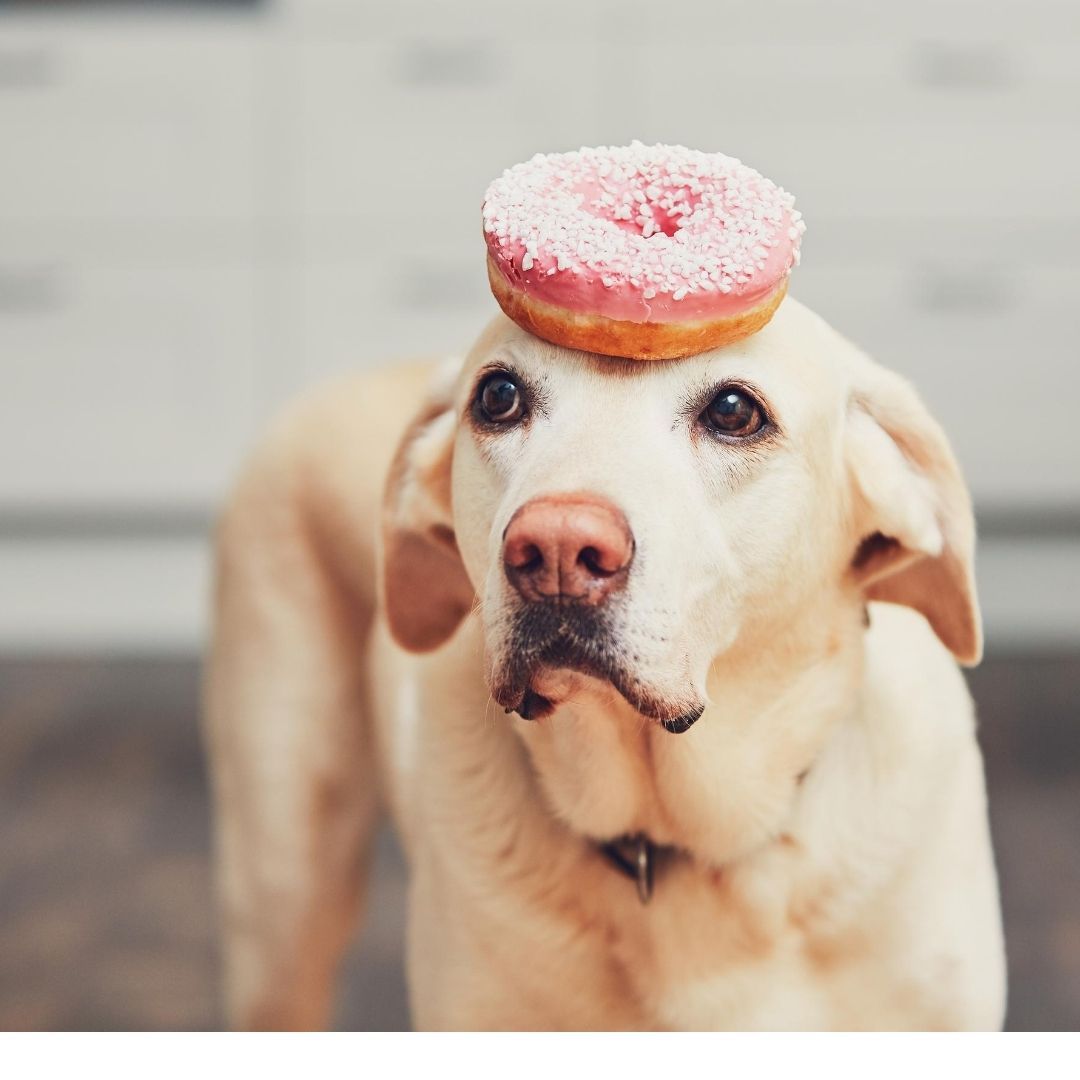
[
  {"left": 912, "top": 266, "right": 1015, "bottom": 314},
  {"left": 909, "top": 41, "right": 1016, "bottom": 90},
  {"left": 0, "top": 47, "right": 57, "bottom": 89},
  {"left": 395, "top": 264, "right": 478, "bottom": 308},
  {"left": 395, "top": 38, "right": 499, "bottom": 87},
  {"left": 0, "top": 265, "right": 66, "bottom": 313}
]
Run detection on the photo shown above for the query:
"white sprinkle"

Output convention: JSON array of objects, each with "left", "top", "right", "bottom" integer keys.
[{"left": 480, "top": 142, "right": 804, "bottom": 306}]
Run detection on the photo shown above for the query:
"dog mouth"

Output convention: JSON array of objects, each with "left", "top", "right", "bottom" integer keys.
[{"left": 490, "top": 602, "right": 704, "bottom": 734}]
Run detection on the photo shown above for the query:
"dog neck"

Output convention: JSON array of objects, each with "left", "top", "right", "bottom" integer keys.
[{"left": 511, "top": 598, "right": 867, "bottom": 872}]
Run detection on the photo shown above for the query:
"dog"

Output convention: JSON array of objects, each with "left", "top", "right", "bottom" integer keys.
[{"left": 203, "top": 297, "right": 1006, "bottom": 1030}]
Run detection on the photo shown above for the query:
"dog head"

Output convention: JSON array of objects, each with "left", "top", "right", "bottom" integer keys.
[{"left": 381, "top": 299, "right": 980, "bottom": 733}]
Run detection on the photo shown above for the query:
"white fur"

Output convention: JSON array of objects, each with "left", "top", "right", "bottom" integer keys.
[{"left": 203, "top": 300, "right": 1005, "bottom": 1030}]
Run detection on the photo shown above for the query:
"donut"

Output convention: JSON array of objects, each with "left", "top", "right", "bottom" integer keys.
[{"left": 482, "top": 142, "right": 805, "bottom": 360}]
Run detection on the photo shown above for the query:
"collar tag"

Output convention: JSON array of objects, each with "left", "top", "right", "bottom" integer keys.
[{"left": 600, "top": 833, "right": 655, "bottom": 905}]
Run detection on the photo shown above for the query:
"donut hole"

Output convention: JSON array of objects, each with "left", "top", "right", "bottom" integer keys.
[
  {"left": 604, "top": 192, "right": 704, "bottom": 239},
  {"left": 652, "top": 209, "right": 686, "bottom": 238}
]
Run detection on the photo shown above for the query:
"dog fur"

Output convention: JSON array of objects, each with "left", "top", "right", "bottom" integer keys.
[{"left": 203, "top": 298, "right": 1006, "bottom": 1030}]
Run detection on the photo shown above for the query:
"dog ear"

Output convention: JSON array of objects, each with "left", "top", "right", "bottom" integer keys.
[
  {"left": 381, "top": 375, "right": 474, "bottom": 652},
  {"left": 845, "top": 363, "right": 982, "bottom": 665}
]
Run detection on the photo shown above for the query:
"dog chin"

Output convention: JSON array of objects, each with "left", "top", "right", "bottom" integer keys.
[
  {"left": 491, "top": 656, "right": 705, "bottom": 734},
  {"left": 489, "top": 600, "right": 705, "bottom": 732}
]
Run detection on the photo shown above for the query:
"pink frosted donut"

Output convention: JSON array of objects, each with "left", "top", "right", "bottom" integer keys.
[{"left": 482, "top": 142, "right": 805, "bottom": 360}]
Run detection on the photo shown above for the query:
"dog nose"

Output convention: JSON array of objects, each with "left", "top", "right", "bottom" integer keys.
[{"left": 503, "top": 494, "right": 634, "bottom": 605}]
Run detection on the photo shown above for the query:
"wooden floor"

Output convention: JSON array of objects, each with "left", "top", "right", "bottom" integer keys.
[{"left": 0, "top": 653, "right": 1077, "bottom": 1031}]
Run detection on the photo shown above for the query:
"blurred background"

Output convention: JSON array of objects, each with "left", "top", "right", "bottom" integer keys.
[{"left": 0, "top": 0, "right": 1077, "bottom": 1031}]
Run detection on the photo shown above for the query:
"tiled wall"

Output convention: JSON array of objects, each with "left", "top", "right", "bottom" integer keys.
[{"left": 1, "top": 0, "right": 1077, "bottom": 648}]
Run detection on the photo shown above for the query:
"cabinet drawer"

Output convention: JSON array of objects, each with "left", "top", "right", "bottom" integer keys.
[
  {"left": 0, "top": 253, "right": 258, "bottom": 505},
  {"left": 0, "top": 25, "right": 259, "bottom": 223},
  {"left": 294, "top": 37, "right": 607, "bottom": 229},
  {"left": 794, "top": 255, "right": 1078, "bottom": 504},
  {"left": 281, "top": 250, "right": 493, "bottom": 392},
  {"left": 627, "top": 37, "right": 1078, "bottom": 125},
  {"left": 624, "top": 38, "right": 1078, "bottom": 221}
]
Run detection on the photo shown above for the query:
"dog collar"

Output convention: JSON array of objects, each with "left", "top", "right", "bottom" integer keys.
[
  {"left": 599, "top": 833, "right": 658, "bottom": 904},
  {"left": 592, "top": 679, "right": 841, "bottom": 905}
]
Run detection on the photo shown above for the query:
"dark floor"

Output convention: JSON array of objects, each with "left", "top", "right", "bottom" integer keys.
[{"left": 0, "top": 653, "right": 1077, "bottom": 1031}]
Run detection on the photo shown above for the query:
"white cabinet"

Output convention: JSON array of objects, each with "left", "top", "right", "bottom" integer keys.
[
  {"left": 0, "top": 25, "right": 262, "bottom": 224},
  {"left": 0, "top": 250, "right": 259, "bottom": 505},
  {"left": 796, "top": 232, "right": 1079, "bottom": 505},
  {"left": 0, "top": 0, "right": 1076, "bottom": 648},
  {"left": 292, "top": 36, "right": 609, "bottom": 238},
  {"left": 0, "top": 15, "right": 265, "bottom": 510},
  {"left": 283, "top": 245, "right": 491, "bottom": 391},
  {"left": 622, "top": 32, "right": 1080, "bottom": 222}
]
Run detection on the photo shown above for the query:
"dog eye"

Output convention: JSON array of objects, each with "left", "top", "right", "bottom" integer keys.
[
  {"left": 476, "top": 372, "right": 525, "bottom": 424},
  {"left": 701, "top": 388, "right": 764, "bottom": 437}
]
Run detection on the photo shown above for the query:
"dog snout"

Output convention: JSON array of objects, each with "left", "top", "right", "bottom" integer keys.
[{"left": 502, "top": 494, "right": 634, "bottom": 605}]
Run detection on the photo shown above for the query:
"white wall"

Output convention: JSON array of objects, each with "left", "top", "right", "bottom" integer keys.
[{"left": 1, "top": 0, "right": 1077, "bottom": 651}]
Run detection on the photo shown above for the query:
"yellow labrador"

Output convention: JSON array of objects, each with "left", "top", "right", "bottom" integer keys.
[{"left": 203, "top": 298, "right": 1006, "bottom": 1030}]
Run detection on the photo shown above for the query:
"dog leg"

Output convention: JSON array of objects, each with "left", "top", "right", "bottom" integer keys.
[{"left": 203, "top": 434, "right": 380, "bottom": 1031}]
